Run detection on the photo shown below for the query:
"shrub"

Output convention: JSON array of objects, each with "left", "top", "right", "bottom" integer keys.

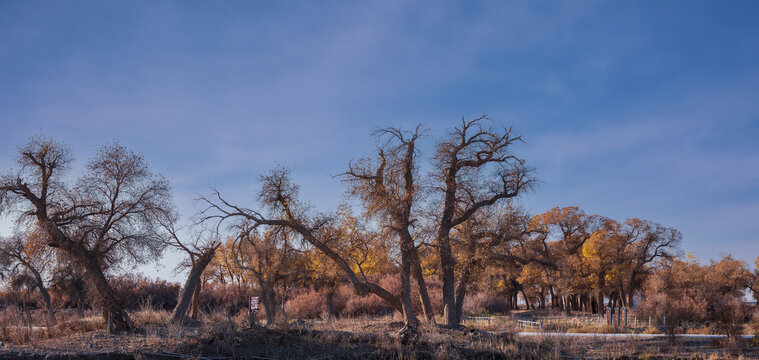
[
  {"left": 48, "top": 316, "right": 104, "bottom": 338},
  {"left": 285, "top": 287, "right": 324, "bottom": 319},
  {"left": 199, "top": 283, "right": 256, "bottom": 315},
  {"left": 638, "top": 257, "right": 751, "bottom": 342},
  {"left": 343, "top": 294, "right": 394, "bottom": 317},
  {"left": 642, "top": 325, "right": 660, "bottom": 334},
  {"left": 111, "top": 274, "right": 180, "bottom": 311},
  {"left": 567, "top": 325, "right": 617, "bottom": 334},
  {"left": 464, "top": 292, "right": 511, "bottom": 316}
]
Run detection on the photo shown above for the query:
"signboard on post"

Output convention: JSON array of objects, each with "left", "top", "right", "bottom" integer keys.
[
  {"left": 248, "top": 296, "right": 260, "bottom": 328},
  {"left": 250, "top": 296, "right": 260, "bottom": 312}
]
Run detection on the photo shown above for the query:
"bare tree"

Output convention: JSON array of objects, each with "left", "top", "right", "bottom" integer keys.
[
  {"left": 432, "top": 116, "right": 535, "bottom": 327},
  {"left": 156, "top": 212, "right": 220, "bottom": 324},
  {"left": 343, "top": 126, "right": 434, "bottom": 324},
  {"left": 0, "top": 136, "right": 171, "bottom": 332},
  {"left": 0, "top": 231, "right": 57, "bottom": 325}
]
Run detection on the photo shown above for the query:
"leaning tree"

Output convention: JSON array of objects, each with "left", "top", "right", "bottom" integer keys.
[
  {"left": 0, "top": 136, "right": 171, "bottom": 332},
  {"left": 199, "top": 169, "right": 414, "bottom": 330},
  {"left": 155, "top": 210, "right": 220, "bottom": 324}
]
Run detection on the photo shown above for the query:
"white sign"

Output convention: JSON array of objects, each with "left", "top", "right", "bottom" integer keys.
[{"left": 250, "top": 296, "right": 259, "bottom": 311}]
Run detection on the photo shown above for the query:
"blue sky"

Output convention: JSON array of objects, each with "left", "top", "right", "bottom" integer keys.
[{"left": 1, "top": 1, "right": 758, "bottom": 281}]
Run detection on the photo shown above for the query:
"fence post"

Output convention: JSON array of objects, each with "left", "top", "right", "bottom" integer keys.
[{"left": 606, "top": 307, "right": 612, "bottom": 326}]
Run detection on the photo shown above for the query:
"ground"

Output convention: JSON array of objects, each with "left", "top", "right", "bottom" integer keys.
[{"left": 0, "top": 309, "right": 757, "bottom": 359}]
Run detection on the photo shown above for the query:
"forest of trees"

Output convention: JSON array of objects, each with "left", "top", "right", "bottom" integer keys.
[{"left": 0, "top": 117, "right": 756, "bottom": 337}]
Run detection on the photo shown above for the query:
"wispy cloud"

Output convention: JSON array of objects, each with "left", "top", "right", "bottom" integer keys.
[{"left": 1, "top": 1, "right": 758, "bottom": 279}]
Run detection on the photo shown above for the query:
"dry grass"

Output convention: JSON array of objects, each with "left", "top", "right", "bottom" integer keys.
[
  {"left": 132, "top": 308, "right": 167, "bottom": 327},
  {"left": 0, "top": 308, "right": 757, "bottom": 359},
  {"left": 131, "top": 299, "right": 169, "bottom": 327},
  {"left": 48, "top": 315, "right": 104, "bottom": 336},
  {"left": 642, "top": 325, "right": 661, "bottom": 334},
  {"left": 565, "top": 324, "right": 620, "bottom": 333}
]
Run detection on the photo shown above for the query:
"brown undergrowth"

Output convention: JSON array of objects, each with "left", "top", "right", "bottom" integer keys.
[{"left": 0, "top": 308, "right": 757, "bottom": 359}]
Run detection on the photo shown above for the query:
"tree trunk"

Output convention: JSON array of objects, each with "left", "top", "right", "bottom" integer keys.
[
  {"left": 280, "top": 284, "right": 289, "bottom": 324},
  {"left": 258, "top": 282, "right": 278, "bottom": 326},
  {"left": 512, "top": 294, "right": 518, "bottom": 310},
  {"left": 399, "top": 244, "right": 418, "bottom": 328},
  {"left": 41, "top": 287, "right": 56, "bottom": 326},
  {"left": 83, "top": 257, "right": 131, "bottom": 333},
  {"left": 29, "top": 267, "right": 56, "bottom": 325},
  {"left": 596, "top": 271, "right": 605, "bottom": 315},
  {"left": 409, "top": 247, "right": 435, "bottom": 322},
  {"left": 171, "top": 249, "right": 215, "bottom": 323},
  {"left": 454, "top": 260, "right": 476, "bottom": 325},
  {"left": 520, "top": 289, "right": 530, "bottom": 310},
  {"left": 39, "top": 219, "right": 131, "bottom": 332},
  {"left": 539, "top": 289, "right": 545, "bottom": 308},
  {"left": 77, "top": 297, "right": 84, "bottom": 317},
  {"left": 549, "top": 288, "right": 556, "bottom": 308},
  {"left": 325, "top": 290, "right": 335, "bottom": 320},
  {"left": 190, "top": 280, "right": 202, "bottom": 319},
  {"left": 440, "top": 235, "right": 457, "bottom": 327}
]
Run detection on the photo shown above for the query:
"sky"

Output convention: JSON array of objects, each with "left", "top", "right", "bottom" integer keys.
[{"left": 1, "top": 1, "right": 758, "bottom": 282}]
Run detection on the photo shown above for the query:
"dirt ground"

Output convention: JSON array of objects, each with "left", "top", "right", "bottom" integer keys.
[{"left": 1, "top": 317, "right": 758, "bottom": 359}]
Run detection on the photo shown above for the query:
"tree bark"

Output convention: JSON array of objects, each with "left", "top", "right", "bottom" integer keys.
[
  {"left": 325, "top": 290, "right": 335, "bottom": 320},
  {"left": 260, "top": 286, "right": 277, "bottom": 326},
  {"left": 27, "top": 265, "right": 56, "bottom": 325},
  {"left": 596, "top": 271, "right": 605, "bottom": 315},
  {"left": 40, "top": 285, "right": 56, "bottom": 326},
  {"left": 77, "top": 297, "right": 84, "bottom": 317},
  {"left": 399, "top": 242, "right": 418, "bottom": 328},
  {"left": 520, "top": 289, "right": 530, "bottom": 310},
  {"left": 76, "top": 249, "right": 132, "bottom": 333},
  {"left": 409, "top": 245, "right": 435, "bottom": 322},
  {"left": 440, "top": 234, "right": 457, "bottom": 327},
  {"left": 190, "top": 280, "right": 202, "bottom": 319},
  {"left": 549, "top": 287, "right": 556, "bottom": 308},
  {"left": 171, "top": 249, "right": 216, "bottom": 323}
]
